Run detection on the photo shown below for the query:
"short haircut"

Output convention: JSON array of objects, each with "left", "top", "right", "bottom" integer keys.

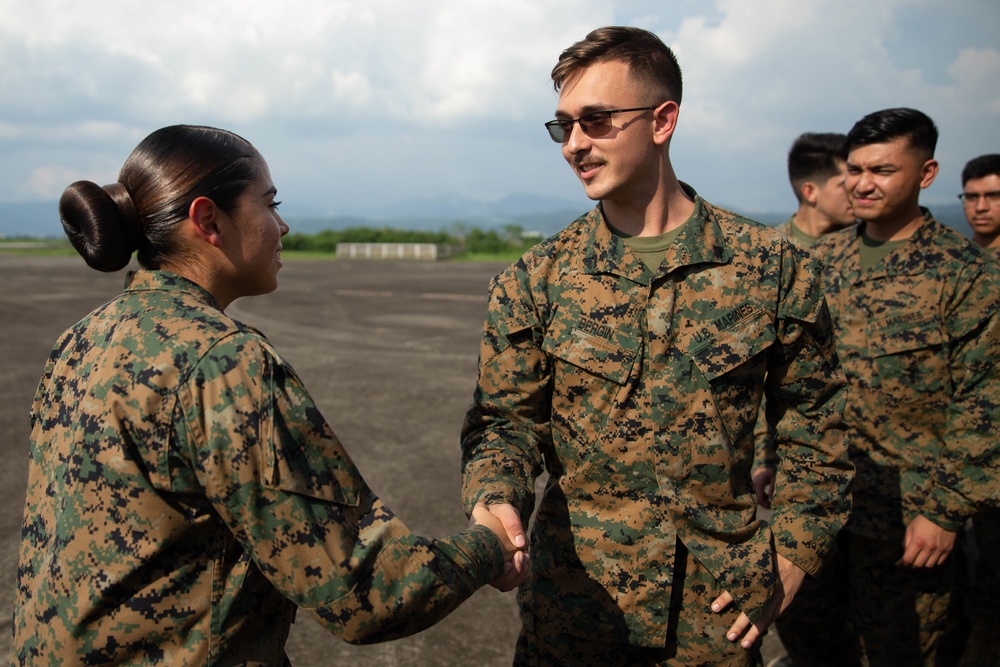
[
  {"left": 788, "top": 133, "right": 849, "bottom": 203},
  {"left": 550, "top": 26, "right": 683, "bottom": 106},
  {"left": 962, "top": 154, "right": 1000, "bottom": 186},
  {"left": 846, "top": 107, "right": 938, "bottom": 159}
]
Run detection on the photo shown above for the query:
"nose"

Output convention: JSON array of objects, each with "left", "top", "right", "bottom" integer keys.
[
  {"left": 854, "top": 172, "right": 875, "bottom": 193},
  {"left": 563, "top": 121, "right": 591, "bottom": 157},
  {"left": 974, "top": 195, "right": 990, "bottom": 212},
  {"left": 278, "top": 215, "right": 289, "bottom": 236}
]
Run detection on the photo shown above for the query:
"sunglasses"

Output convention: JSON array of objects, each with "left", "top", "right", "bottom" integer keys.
[{"left": 544, "top": 106, "right": 659, "bottom": 143}]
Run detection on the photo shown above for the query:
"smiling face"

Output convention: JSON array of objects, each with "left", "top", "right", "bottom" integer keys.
[
  {"left": 845, "top": 137, "right": 937, "bottom": 230},
  {"left": 555, "top": 60, "right": 668, "bottom": 207},
  {"left": 225, "top": 157, "right": 289, "bottom": 299}
]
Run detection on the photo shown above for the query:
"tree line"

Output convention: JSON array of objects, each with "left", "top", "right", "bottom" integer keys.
[{"left": 281, "top": 224, "right": 541, "bottom": 255}]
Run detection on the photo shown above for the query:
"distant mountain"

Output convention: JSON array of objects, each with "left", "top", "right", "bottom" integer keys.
[
  {"left": 0, "top": 201, "right": 61, "bottom": 238},
  {"left": 330, "top": 192, "right": 590, "bottom": 222},
  {"left": 0, "top": 197, "right": 974, "bottom": 241}
]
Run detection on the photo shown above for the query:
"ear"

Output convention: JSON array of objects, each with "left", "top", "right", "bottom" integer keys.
[
  {"left": 652, "top": 101, "right": 680, "bottom": 146},
  {"left": 919, "top": 158, "right": 939, "bottom": 190},
  {"left": 801, "top": 181, "right": 819, "bottom": 206},
  {"left": 188, "top": 196, "right": 224, "bottom": 248}
]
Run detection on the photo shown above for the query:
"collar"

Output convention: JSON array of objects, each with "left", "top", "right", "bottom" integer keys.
[
  {"left": 579, "top": 183, "right": 733, "bottom": 282},
  {"left": 850, "top": 207, "right": 938, "bottom": 279},
  {"left": 124, "top": 269, "right": 222, "bottom": 311}
]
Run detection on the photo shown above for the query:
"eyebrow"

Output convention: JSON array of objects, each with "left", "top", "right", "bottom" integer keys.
[
  {"left": 847, "top": 161, "right": 897, "bottom": 170},
  {"left": 554, "top": 103, "right": 615, "bottom": 118},
  {"left": 262, "top": 186, "right": 277, "bottom": 197}
]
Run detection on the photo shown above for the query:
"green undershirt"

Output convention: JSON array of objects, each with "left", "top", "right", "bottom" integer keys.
[
  {"left": 859, "top": 230, "right": 907, "bottom": 271},
  {"left": 611, "top": 222, "right": 688, "bottom": 273},
  {"left": 788, "top": 219, "right": 821, "bottom": 248}
]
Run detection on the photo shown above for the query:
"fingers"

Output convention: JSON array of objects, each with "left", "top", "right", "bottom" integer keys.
[
  {"left": 897, "top": 543, "right": 949, "bottom": 569},
  {"left": 488, "top": 503, "right": 527, "bottom": 549},
  {"left": 710, "top": 590, "right": 733, "bottom": 614},
  {"left": 470, "top": 502, "right": 517, "bottom": 559},
  {"left": 711, "top": 595, "right": 764, "bottom": 650},
  {"left": 725, "top": 613, "right": 763, "bottom": 649},
  {"left": 896, "top": 515, "right": 955, "bottom": 569},
  {"left": 490, "top": 550, "right": 530, "bottom": 592},
  {"left": 752, "top": 468, "right": 775, "bottom": 509},
  {"left": 470, "top": 502, "right": 531, "bottom": 591}
]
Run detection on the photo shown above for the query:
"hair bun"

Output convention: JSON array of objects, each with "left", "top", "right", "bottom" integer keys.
[
  {"left": 103, "top": 182, "right": 143, "bottom": 250},
  {"left": 59, "top": 181, "right": 142, "bottom": 272}
]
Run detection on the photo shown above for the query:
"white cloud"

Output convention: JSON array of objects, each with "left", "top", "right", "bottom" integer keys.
[
  {"left": 0, "top": 0, "right": 997, "bottom": 211},
  {"left": 947, "top": 47, "right": 1000, "bottom": 115},
  {"left": 23, "top": 165, "right": 112, "bottom": 200},
  {"left": 0, "top": 0, "right": 605, "bottom": 126}
]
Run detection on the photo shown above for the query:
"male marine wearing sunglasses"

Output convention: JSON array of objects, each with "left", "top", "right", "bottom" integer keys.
[{"left": 461, "top": 25, "right": 854, "bottom": 666}]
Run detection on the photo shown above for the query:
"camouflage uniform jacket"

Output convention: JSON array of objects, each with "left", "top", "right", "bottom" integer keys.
[
  {"left": 461, "top": 195, "right": 853, "bottom": 646},
  {"left": 753, "top": 214, "right": 821, "bottom": 474},
  {"left": 774, "top": 216, "right": 798, "bottom": 243},
  {"left": 13, "top": 270, "right": 503, "bottom": 666},
  {"left": 813, "top": 210, "right": 1000, "bottom": 540}
]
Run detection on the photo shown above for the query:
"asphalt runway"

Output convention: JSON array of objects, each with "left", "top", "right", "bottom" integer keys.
[{"left": 0, "top": 254, "right": 784, "bottom": 665}]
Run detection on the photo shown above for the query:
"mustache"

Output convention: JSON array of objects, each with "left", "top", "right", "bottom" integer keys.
[{"left": 572, "top": 155, "right": 606, "bottom": 169}]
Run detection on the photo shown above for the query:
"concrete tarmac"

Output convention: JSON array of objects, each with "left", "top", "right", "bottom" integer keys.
[{"left": 0, "top": 255, "right": 783, "bottom": 665}]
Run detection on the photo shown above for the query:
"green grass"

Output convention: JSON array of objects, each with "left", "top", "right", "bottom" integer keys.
[{"left": 0, "top": 239, "right": 75, "bottom": 256}]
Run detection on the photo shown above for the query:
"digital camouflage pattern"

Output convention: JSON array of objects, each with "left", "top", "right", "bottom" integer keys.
[
  {"left": 13, "top": 270, "right": 503, "bottom": 666},
  {"left": 461, "top": 191, "right": 854, "bottom": 655},
  {"left": 813, "top": 210, "right": 1000, "bottom": 541},
  {"left": 753, "top": 214, "right": 824, "bottom": 478}
]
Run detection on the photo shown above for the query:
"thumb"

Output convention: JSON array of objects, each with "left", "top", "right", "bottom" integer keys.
[{"left": 490, "top": 503, "right": 527, "bottom": 549}]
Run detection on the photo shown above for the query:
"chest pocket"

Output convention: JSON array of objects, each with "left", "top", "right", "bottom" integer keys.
[
  {"left": 690, "top": 310, "right": 775, "bottom": 445},
  {"left": 867, "top": 316, "right": 948, "bottom": 406},
  {"left": 541, "top": 313, "right": 637, "bottom": 446}
]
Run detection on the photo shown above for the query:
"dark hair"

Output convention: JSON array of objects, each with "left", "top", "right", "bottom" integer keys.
[
  {"left": 846, "top": 107, "right": 938, "bottom": 159},
  {"left": 551, "top": 26, "right": 683, "bottom": 106},
  {"left": 961, "top": 154, "right": 1000, "bottom": 186},
  {"left": 59, "top": 125, "right": 261, "bottom": 272},
  {"left": 788, "top": 133, "right": 848, "bottom": 203}
]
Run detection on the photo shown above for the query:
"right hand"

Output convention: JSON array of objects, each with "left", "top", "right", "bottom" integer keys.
[{"left": 469, "top": 502, "right": 529, "bottom": 591}]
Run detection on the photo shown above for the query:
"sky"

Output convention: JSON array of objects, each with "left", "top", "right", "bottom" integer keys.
[{"left": 1, "top": 0, "right": 999, "bottom": 220}]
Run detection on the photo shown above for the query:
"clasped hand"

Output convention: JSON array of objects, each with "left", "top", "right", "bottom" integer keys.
[{"left": 470, "top": 502, "right": 530, "bottom": 591}]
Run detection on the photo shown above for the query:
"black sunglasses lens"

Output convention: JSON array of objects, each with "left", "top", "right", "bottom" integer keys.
[
  {"left": 579, "top": 112, "right": 611, "bottom": 136},
  {"left": 546, "top": 121, "right": 567, "bottom": 142}
]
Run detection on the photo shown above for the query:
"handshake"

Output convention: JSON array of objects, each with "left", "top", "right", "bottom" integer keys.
[{"left": 470, "top": 502, "right": 531, "bottom": 591}]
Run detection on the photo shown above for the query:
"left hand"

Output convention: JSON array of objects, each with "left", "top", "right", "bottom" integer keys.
[
  {"left": 896, "top": 514, "right": 956, "bottom": 569},
  {"left": 710, "top": 552, "right": 807, "bottom": 649}
]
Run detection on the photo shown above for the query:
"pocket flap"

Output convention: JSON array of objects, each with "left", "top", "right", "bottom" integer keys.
[{"left": 691, "top": 311, "right": 775, "bottom": 381}]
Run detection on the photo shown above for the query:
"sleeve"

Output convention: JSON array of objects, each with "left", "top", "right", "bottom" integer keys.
[
  {"left": 927, "top": 261, "right": 1000, "bottom": 522},
  {"left": 766, "top": 244, "right": 854, "bottom": 576},
  {"left": 460, "top": 264, "right": 548, "bottom": 526},
  {"left": 752, "top": 398, "right": 778, "bottom": 474},
  {"left": 176, "top": 330, "right": 504, "bottom": 644}
]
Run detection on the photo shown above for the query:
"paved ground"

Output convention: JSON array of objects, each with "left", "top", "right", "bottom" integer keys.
[{"left": 0, "top": 254, "right": 784, "bottom": 665}]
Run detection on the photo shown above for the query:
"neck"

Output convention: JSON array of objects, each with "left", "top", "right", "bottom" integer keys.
[
  {"left": 862, "top": 206, "right": 925, "bottom": 242},
  {"left": 974, "top": 232, "right": 1000, "bottom": 252},
  {"left": 160, "top": 255, "right": 234, "bottom": 311},
  {"left": 793, "top": 207, "right": 837, "bottom": 238},
  {"left": 601, "top": 172, "right": 695, "bottom": 237}
]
